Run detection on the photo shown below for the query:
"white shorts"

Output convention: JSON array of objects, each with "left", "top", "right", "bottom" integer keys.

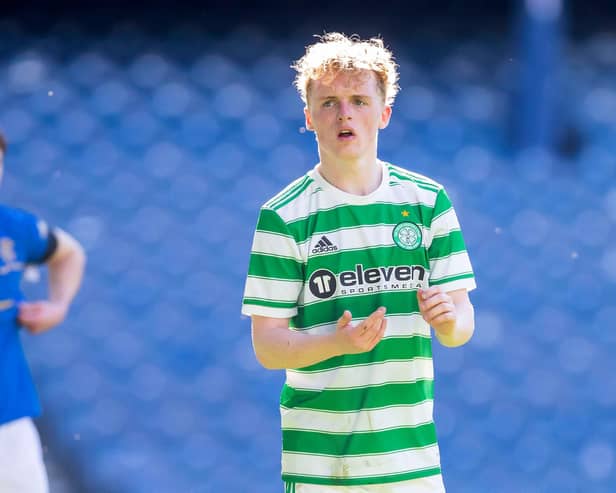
[
  {"left": 0, "top": 417, "right": 49, "bottom": 493},
  {"left": 286, "top": 474, "right": 446, "bottom": 493}
]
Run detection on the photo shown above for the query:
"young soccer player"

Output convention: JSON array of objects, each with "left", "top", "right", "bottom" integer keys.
[
  {"left": 242, "top": 33, "right": 476, "bottom": 492},
  {"left": 0, "top": 131, "right": 86, "bottom": 492}
]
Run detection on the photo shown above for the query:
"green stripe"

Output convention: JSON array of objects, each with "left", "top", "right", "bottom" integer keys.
[
  {"left": 389, "top": 172, "right": 440, "bottom": 193},
  {"left": 294, "top": 291, "right": 420, "bottom": 329},
  {"left": 282, "top": 467, "right": 442, "bottom": 486},
  {"left": 248, "top": 253, "right": 304, "bottom": 280},
  {"left": 281, "top": 379, "right": 434, "bottom": 412},
  {"left": 432, "top": 189, "right": 453, "bottom": 220},
  {"left": 243, "top": 298, "right": 297, "bottom": 309},
  {"left": 274, "top": 177, "right": 316, "bottom": 210},
  {"left": 307, "top": 245, "right": 428, "bottom": 272},
  {"left": 268, "top": 175, "right": 312, "bottom": 210},
  {"left": 428, "top": 230, "right": 467, "bottom": 258},
  {"left": 388, "top": 166, "right": 440, "bottom": 191},
  {"left": 256, "top": 208, "right": 292, "bottom": 235},
  {"left": 431, "top": 207, "right": 453, "bottom": 224},
  {"left": 287, "top": 204, "right": 434, "bottom": 243},
  {"left": 283, "top": 422, "right": 436, "bottom": 455},
  {"left": 430, "top": 272, "right": 474, "bottom": 286},
  {"left": 387, "top": 164, "right": 438, "bottom": 183},
  {"left": 417, "top": 183, "right": 440, "bottom": 193},
  {"left": 296, "top": 336, "right": 432, "bottom": 372}
]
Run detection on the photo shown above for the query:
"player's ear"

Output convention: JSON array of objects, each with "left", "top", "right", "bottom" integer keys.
[
  {"left": 304, "top": 106, "right": 314, "bottom": 131},
  {"left": 379, "top": 105, "right": 392, "bottom": 130}
]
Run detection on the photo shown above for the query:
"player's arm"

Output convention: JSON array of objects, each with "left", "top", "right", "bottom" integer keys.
[
  {"left": 19, "top": 228, "right": 86, "bottom": 334},
  {"left": 251, "top": 307, "right": 388, "bottom": 370},
  {"left": 417, "top": 287, "right": 474, "bottom": 347}
]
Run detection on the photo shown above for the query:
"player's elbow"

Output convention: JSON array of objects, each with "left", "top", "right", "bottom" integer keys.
[
  {"left": 437, "top": 324, "right": 474, "bottom": 348},
  {"left": 253, "top": 351, "right": 283, "bottom": 370},
  {"left": 252, "top": 343, "right": 285, "bottom": 370}
]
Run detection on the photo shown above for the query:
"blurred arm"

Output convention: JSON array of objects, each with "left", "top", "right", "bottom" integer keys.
[
  {"left": 46, "top": 228, "right": 86, "bottom": 307},
  {"left": 251, "top": 315, "right": 342, "bottom": 370},
  {"left": 434, "top": 289, "right": 475, "bottom": 347},
  {"left": 251, "top": 307, "right": 389, "bottom": 369},
  {"left": 19, "top": 228, "right": 86, "bottom": 333}
]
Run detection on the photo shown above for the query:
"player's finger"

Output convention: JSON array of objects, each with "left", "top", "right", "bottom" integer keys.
[
  {"left": 18, "top": 302, "right": 43, "bottom": 315},
  {"left": 369, "top": 317, "right": 387, "bottom": 346},
  {"left": 17, "top": 306, "right": 37, "bottom": 318},
  {"left": 359, "top": 307, "right": 386, "bottom": 335},
  {"left": 337, "top": 310, "right": 353, "bottom": 328},
  {"left": 424, "top": 303, "right": 454, "bottom": 323},
  {"left": 418, "top": 286, "right": 442, "bottom": 301},
  {"left": 420, "top": 292, "right": 451, "bottom": 311}
]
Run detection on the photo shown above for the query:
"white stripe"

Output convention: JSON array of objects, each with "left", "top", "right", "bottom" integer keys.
[
  {"left": 433, "top": 278, "right": 477, "bottom": 293},
  {"left": 241, "top": 304, "right": 297, "bottom": 319},
  {"left": 296, "top": 314, "right": 431, "bottom": 338},
  {"left": 244, "top": 276, "right": 302, "bottom": 304},
  {"left": 276, "top": 168, "right": 439, "bottom": 224},
  {"left": 430, "top": 251, "right": 473, "bottom": 281},
  {"left": 281, "top": 401, "right": 434, "bottom": 434},
  {"left": 298, "top": 224, "right": 427, "bottom": 260},
  {"left": 282, "top": 444, "right": 441, "bottom": 479},
  {"left": 286, "top": 359, "right": 434, "bottom": 391},
  {"left": 252, "top": 231, "right": 302, "bottom": 261},
  {"left": 427, "top": 208, "right": 460, "bottom": 247}
]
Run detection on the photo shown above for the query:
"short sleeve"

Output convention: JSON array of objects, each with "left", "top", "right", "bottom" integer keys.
[
  {"left": 241, "top": 207, "right": 304, "bottom": 318},
  {"left": 426, "top": 188, "right": 476, "bottom": 293},
  {"left": 18, "top": 211, "right": 54, "bottom": 264}
]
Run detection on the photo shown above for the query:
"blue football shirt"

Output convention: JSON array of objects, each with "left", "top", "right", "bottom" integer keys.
[{"left": 0, "top": 205, "right": 55, "bottom": 425}]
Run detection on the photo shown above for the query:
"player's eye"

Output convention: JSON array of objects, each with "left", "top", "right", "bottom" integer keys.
[
  {"left": 323, "top": 99, "right": 336, "bottom": 108},
  {"left": 353, "top": 98, "right": 367, "bottom": 106}
]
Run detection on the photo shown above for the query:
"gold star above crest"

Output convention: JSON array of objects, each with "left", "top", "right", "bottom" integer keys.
[{"left": 401, "top": 210, "right": 410, "bottom": 217}]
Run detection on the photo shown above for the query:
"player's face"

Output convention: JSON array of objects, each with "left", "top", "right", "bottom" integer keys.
[{"left": 304, "top": 70, "right": 392, "bottom": 163}]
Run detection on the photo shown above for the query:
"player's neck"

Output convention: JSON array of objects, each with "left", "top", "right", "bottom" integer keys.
[{"left": 316, "top": 155, "right": 383, "bottom": 196}]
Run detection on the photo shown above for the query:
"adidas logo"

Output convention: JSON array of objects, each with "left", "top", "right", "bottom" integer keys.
[{"left": 312, "top": 236, "right": 338, "bottom": 254}]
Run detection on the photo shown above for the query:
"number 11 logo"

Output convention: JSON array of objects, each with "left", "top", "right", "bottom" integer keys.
[{"left": 308, "top": 269, "right": 337, "bottom": 299}]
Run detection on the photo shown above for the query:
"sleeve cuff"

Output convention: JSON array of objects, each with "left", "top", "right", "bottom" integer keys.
[
  {"left": 241, "top": 304, "right": 298, "bottom": 319},
  {"left": 433, "top": 278, "right": 477, "bottom": 294}
]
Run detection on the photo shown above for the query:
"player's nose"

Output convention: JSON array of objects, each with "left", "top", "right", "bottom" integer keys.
[{"left": 337, "top": 102, "right": 353, "bottom": 121}]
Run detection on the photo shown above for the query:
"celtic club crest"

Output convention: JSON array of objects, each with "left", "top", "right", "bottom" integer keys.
[{"left": 392, "top": 222, "right": 422, "bottom": 250}]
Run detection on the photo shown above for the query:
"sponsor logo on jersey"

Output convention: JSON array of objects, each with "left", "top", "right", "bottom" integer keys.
[
  {"left": 311, "top": 235, "right": 338, "bottom": 255},
  {"left": 0, "top": 238, "right": 16, "bottom": 263},
  {"left": 308, "top": 264, "right": 427, "bottom": 299},
  {"left": 0, "top": 238, "right": 23, "bottom": 276},
  {"left": 392, "top": 221, "right": 422, "bottom": 250}
]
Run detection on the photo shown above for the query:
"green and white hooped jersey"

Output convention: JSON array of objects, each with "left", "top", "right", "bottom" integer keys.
[{"left": 242, "top": 161, "right": 476, "bottom": 486}]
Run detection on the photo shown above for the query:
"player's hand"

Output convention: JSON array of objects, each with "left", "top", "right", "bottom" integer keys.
[
  {"left": 417, "top": 287, "right": 457, "bottom": 336},
  {"left": 334, "top": 307, "right": 387, "bottom": 354},
  {"left": 18, "top": 301, "right": 69, "bottom": 334}
]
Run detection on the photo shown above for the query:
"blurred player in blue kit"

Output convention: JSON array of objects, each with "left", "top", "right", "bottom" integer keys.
[{"left": 0, "top": 130, "right": 86, "bottom": 492}]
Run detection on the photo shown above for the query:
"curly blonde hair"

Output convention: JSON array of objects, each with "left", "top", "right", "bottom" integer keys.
[{"left": 292, "top": 32, "right": 400, "bottom": 106}]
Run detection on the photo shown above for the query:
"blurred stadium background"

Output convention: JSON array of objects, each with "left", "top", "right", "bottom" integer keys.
[{"left": 1, "top": 0, "right": 616, "bottom": 491}]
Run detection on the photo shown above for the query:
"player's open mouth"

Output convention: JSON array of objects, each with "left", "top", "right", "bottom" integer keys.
[{"left": 338, "top": 129, "right": 355, "bottom": 140}]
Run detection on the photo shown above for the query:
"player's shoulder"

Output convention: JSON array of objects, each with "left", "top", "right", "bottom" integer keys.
[
  {"left": 386, "top": 162, "right": 444, "bottom": 193},
  {"left": 0, "top": 205, "right": 43, "bottom": 244},
  {"left": 0, "top": 204, "right": 37, "bottom": 226},
  {"left": 262, "top": 171, "right": 317, "bottom": 213}
]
